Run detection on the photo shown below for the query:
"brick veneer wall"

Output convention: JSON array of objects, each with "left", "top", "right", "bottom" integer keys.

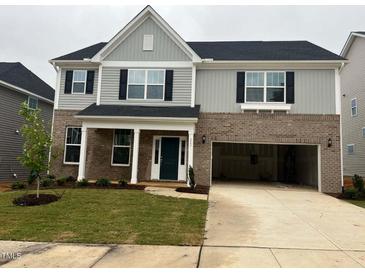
[
  {"left": 51, "top": 110, "right": 187, "bottom": 181},
  {"left": 193, "top": 113, "right": 342, "bottom": 193}
]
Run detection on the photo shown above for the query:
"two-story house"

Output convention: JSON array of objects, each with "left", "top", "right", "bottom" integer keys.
[
  {"left": 340, "top": 32, "right": 365, "bottom": 180},
  {"left": 49, "top": 6, "right": 345, "bottom": 193},
  {"left": 0, "top": 62, "right": 54, "bottom": 182}
]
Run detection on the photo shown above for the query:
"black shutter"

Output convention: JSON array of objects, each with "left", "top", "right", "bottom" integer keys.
[
  {"left": 64, "top": 70, "right": 73, "bottom": 94},
  {"left": 236, "top": 71, "right": 245, "bottom": 103},
  {"left": 86, "top": 71, "right": 95, "bottom": 94},
  {"left": 165, "top": 70, "right": 173, "bottom": 101},
  {"left": 286, "top": 71, "right": 295, "bottom": 104},
  {"left": 119, "top": 69, "right": 128, "bottom": 100}
]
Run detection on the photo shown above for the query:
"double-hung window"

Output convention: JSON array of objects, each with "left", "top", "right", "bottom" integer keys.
[
  {"left": 246, "top": 71, "right": 285, "bottom": 103},
  {"left": 64, "top": 127, "right": 82, "bottom": 164},
  {"left": 127, "top": 69, "right": 165, "bottom": 100},
  {"left": 351, "top": 98, "right": 358, "bottom": 117},
  {"left": 27, "top": 96, "right": 38, "bottom": 109},
  {"left": 112, "top": 129, "right": 131, "bottom": 166},
  {"left": 72, "top": 70, "right": 87, "bottom": 94}
]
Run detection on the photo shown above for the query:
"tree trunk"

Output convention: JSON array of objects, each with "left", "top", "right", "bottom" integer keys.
[{"left": 36, "top": 176, "right": 40, "bottom": 198}]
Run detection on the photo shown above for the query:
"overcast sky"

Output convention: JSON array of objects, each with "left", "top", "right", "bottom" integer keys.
[{"left": 1, "top": 5, "right": 365, "bottom": 87}]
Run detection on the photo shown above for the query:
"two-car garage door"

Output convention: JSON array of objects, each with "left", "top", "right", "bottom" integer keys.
[{"left": 212, "top": 142, "right": 320, "bottom": 190}]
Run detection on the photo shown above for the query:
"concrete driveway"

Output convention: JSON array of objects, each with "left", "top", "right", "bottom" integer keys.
[{"left": 200, "top": 182, "right": 365, "bottom": 267}]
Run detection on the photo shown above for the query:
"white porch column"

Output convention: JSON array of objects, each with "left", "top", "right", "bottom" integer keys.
[
  {"left": 188, "top": 129, "right": 194, "bottom": 169},
  {"left": 130, "top": 128, "right": 140, "bottom": 184},
  {"left": 77, "top": 126, "right": 88, "bottom": 181}
]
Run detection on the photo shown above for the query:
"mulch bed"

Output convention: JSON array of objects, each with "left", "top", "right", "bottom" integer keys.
[
  {"left": 176, "top": 186, "right": 209, "bottom": 195},
  {"left": 27, "top": 183, "right": 146, "bottom": 191},
  {"left": 327, "top": 192, "right": 365, "bottom": 201},
  {"left": 13, "top": 194, "right": 60, "bottom": 206}
]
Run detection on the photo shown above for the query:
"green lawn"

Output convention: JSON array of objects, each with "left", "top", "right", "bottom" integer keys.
[
  {"left": 345, "top": 199, "right": 365, "bottom": 208},
  {"left": 0, "top": 189, "right": 208, "bottom": 245}
]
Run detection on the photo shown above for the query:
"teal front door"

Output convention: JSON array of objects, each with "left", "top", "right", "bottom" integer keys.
[{"left": 160, "top": 137, "right": 179, "bottom": 180}]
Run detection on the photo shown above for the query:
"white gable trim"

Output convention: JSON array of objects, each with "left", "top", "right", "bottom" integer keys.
[
  {"left": 340, "top": 32, "right": 365, "bottom": 58},
  {"left": 91, "top": 6, "right": 201, "bottom": 63}
]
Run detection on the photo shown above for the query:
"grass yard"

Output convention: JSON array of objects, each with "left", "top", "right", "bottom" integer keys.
[
  {"left": 345, "top": 199, "right": 365, "bottom": 208},
  {"left": 0, "top": 189, "right": 208, "bottom": 245}
]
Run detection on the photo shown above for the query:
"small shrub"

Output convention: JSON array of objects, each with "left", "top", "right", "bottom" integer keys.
[
  {"left": 352, "top": 174, "right": 364, "bottom": 193},
  {"left": 11, "top": 181, "right": 26, "bottom": 190},
  {"left": 96, "top": 178, "right": 112, "bottom": 187},
  {"left": 66, "top": 176, "right": 77, "bottom": 183},
  {"left": 76, "top": 179, "right": 89, "bottom": 187},
  {"left": 118, "top": 179, "right": 128, "bottom": 187},
  {"left": 188, "top": 166, "right": 196, "bottom": 190},
  {"left": 343, "top": 187, "right": 357, "bottom": 199},
  {"left": 40, "top": 177, "right": 54, "bottom": 187},
  {"left": 47, "top": 174, "right": 56, "bottom": 180},
  {"left": 56, "top": 176, "right": 68, "bottom": 186}
]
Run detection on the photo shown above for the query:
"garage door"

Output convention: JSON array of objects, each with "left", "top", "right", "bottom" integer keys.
[{"left": 212, "top": 142, "right": 319, "bottom": 189}]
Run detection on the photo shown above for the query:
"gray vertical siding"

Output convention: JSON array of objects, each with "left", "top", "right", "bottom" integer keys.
[
  {"left": 104, "top": 18, "right": 191, "bottom": 61},
  {"left": 195, "top": 69, "right": 336, "bottom": 114},
  {"left": 58, "top": 68, "right": 98, "bottom": 110},
  {"left": 341, "top": 36, "right": 365, "bottom": 176},
  {"left": 0, "top": 85, "right": 53, "bottom": 182},
  {"left": 100, "top": 67, "right": 192, "bottom": 106}
]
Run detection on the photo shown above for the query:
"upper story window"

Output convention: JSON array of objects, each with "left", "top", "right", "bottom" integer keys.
[
  {"left": 351, "top": 98, "right": 358, "bottom": 117},
  {"left": 127, "top": 69, "right": 165, "bottom": 100},
  {"left": 27, "top": 96, "right": 38, "bottom": 109},
  {"left": 64, "top": 127, "right": 82, "bottom": 164},
  {"left": 246, "top": 71, "right": 285, "bottom": 103},
  {"left": 72, "top": 70, "right": 87, "bottom": 94}
]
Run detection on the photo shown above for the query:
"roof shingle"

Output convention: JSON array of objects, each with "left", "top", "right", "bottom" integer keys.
[{"left": 0, "top": 62, "right": 54, "bottom": 101}]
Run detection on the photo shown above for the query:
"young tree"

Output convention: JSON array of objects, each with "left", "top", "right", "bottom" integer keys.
[{"left": 18, "top": 101, "right": 52, "bottom": 198}]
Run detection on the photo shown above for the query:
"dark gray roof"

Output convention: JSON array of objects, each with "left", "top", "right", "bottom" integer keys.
[
  {"left": 354, "top": 31, "right": 365, "bottom": 35},
  {"left": 52, "top": 40, "right": 344, "bottom": 61},
  {"left": 77, "top": 103, "right": 200, "bottom": 118},
  {"left": 187, "top": 41, "right": 345, "bottom": 61},
  {"left": 0, "top": 62, "right": 54, "bottom": 101},
  {"left": 52, "top": 42, "right": 107, "bottom": 61}
]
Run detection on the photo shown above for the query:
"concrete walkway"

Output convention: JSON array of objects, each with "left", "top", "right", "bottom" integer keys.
[
  {"left": 201, "top": 183, "right": 365, "bottom": 267},
  {"left": 144, "top": 186, "right": 207, "bottom": 200},
  {"left": 2, "top": 183, "right": 365, "bottom": 268}
]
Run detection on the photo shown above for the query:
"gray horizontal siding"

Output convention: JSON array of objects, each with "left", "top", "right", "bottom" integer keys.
[
  {"left": 100, "top": 67, "right": 192, "bottom": 106},
  {"left": 58, "top": 68, "right": 98, "bottom": 110},
  {"left": 0, "top": 85, "right": 53, "bottom": 182},
  {"left": 195, "top": 69, "right": 336, "bottom": 114},
  {"left": 341, "top": 37, "right": 365, "bottom": 176},
  {"left": 104, "top": 17, "right": 191, "bottom": 61}
]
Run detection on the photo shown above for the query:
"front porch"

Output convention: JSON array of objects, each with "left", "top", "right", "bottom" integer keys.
[{"left": 76, "top": 120, "right": 196, "bottom": 184}]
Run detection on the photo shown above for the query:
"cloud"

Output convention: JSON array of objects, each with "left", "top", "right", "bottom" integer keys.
[{"left": 0, "top": 5, "right": 364, "bottom": 87}]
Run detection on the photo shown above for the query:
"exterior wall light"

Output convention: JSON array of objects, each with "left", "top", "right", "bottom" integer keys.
[
  {"left": 15, "top": 129, "right": 20, "bottom": 135},
  {"left": 202, "top": 135, "right": 206, "bottom": 144},
  {"left": 328, "top": 138, "right": 332, "bottom": 148}
]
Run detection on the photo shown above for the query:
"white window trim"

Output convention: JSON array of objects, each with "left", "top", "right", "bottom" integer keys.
[
  {"left": 351, "top": 98, "right": 358, "bottom": 117},
  {"left": 245, "top": 71, "right": 286, "bottom": 104},
  {"left": 127, "top": 69, "right": 165, "bottom": 101},
  {"left": 27, "top": 96, "right": 38, "bottom": 110},
  {"left": 111, "top": 129, "right": 131, "bottom": 166},
  {"left": 63, "top": 127, "right": 82, "bottom": 165},
  {"left": 71, "top": 70, "right": 87, "bottom": 94},
  {"left": 347, "top": 144, "right": 355, "bottom": 155}
]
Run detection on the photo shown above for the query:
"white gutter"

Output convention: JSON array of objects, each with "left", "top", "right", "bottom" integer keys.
[
  {"left": 74, "top": 115, "right": 198, "bottom": 123},
  {"left": 201, "top": 59, "right": 348, "bottom": 64}
]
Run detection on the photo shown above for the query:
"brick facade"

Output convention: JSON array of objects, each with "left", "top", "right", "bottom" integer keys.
[
  {"left": 51, "top": 110, "right": 342, "bottom": 193},
  {"left": 50, "top": 110, "right": 187, "bottom": 181},
  {"left": 193, "top": 113, "right": 342, "bottom": 193}
]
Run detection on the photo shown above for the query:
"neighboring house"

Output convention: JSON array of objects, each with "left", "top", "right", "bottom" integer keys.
[
  {"left": 340, "top": 32, "right": 365, "bottom": 178},
  {"left": 49, "top": 6, "right": 345, "bottom": 193},
  {"left": 0, "top": 62, "right": 54, "bottom": 182}
]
